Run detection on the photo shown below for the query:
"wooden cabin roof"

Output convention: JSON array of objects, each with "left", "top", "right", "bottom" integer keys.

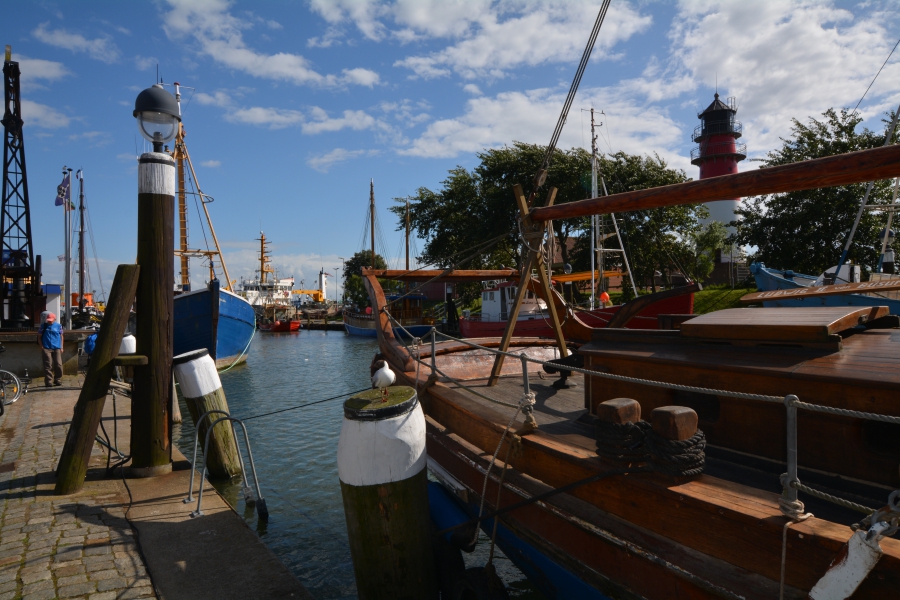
[{"left": 680, "top": 306, "right": 889, "bottom": 343}]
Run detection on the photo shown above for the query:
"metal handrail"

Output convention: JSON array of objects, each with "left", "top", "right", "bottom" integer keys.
[
  {"left": 191, "top": 415, "right": 268, "bottom": 520},
  {"left": 691, "top": 142, "right": 748, "bottom": 162},
  {"left": 184, "top": 410, "right": 268, "bottom": 521},
  {"left": 692, "top": 120, "right": 742, "bottom": 141}
]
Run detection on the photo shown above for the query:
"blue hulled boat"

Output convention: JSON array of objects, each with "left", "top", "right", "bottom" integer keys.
[
  {"left": 750, "top": 262, "right": 900, "bottom": 313},
  {"left": 174, "top": 280, "right": 256, "bottom": 370}
]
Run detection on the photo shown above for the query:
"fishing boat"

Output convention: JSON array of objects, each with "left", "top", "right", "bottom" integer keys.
[
  {"left": 238, "top": 232, "right": 297, "bottom": 318},
  {"left": 257, "top": 318, "right": 300, "bottom": 333},
  {"left": 362, "top": 138, "right": 900, "bottom": 597},
  {"left": 171, "top": 86, "right": 255, "bottom": 369}
]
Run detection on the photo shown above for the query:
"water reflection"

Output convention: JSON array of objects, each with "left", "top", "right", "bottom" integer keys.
[{"left": 173, "top": 329, "right": 541, "bottom": 599}]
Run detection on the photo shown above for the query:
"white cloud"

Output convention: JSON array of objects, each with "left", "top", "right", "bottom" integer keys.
[
  {"left": 134, "top": 56, "right": 158, "bottom": 71},
  {"left": 32, "top": 23, "right": 120, "bottom": 63},
  {"left": 660, "top": 1, "right": 900, "bottom": 155},
  {"left": 162, "top": 0, "right": 380, "bottom": 88},
  {"left": 15, "top": 56, "right": 70, "bottom": 90},
  {"left": 21, "top": 100, "right": 70, "bottom": 129},
  {"left": 462, "top": 84, "right": 481, "bottom": 96},
  {"left": 226, "top": 106, "right": 306, "bottom": 129},
  {"left": 266, "top": 20, "right": 283, "bottom": 30},
  {"left": 341, "top": 68, "right": 380, "bottom": 87},
  {"left": 194, "top": 91, "right": 235, "bottom": 108},
  {"left": 200, "top": 160, "right": 222, "bottom": 168},
  {"left": 307, "top": 0, "right": 387, "bottom": 41},
  {"left": 307, "top": 148, "right": 379, "bottom": 172}
]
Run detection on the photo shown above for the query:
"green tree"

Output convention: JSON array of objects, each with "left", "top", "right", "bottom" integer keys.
[
  {"left": 733, "top": 109, "right": 896, "bottom": 275},
  {"left": 342, "top": 250, "right": 387, "bottom": 308},
  {"left": 393, "top": 143, "right": 708, "bottom": 301}
]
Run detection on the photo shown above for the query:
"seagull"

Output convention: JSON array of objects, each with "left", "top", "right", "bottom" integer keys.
[{"left": 371, "top": 360, "right": 396, "bottom": 402}]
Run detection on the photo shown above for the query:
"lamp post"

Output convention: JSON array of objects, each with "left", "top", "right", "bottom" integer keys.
[
  {"left": 130, "top": 84, "right": 180, "bottom": 477},
  {"left": 334, "top": 267, "right": 339, "bottom": 305}
]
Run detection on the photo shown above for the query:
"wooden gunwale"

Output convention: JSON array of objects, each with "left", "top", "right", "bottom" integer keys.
[
  {"left": 427, "top": 420, "right": 790, "bottom": 600},
  {"left": 407, "top": 368, "right": 900, "bottom": 595}
]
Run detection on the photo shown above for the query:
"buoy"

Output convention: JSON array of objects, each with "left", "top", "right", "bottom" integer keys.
[
  {"left": 173, "top": 349, "right": 242, "bottom": 479},
  {"left": 338, "top": 386, "right": 437, "bottom": 600}
]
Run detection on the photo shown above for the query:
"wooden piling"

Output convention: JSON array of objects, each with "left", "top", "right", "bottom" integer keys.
[
  {"left": 338, "top": 386, "right": 437, "bottom": 600},
  {"left": 173, "top": 349, "right": 242, "bottom": 479},
  {"left": 55, "top": 264, "right": 140, "bottom": 495},
  {"left": 131, "top": 152, "right": 175, "bottom": 477},
  {"left": 171, "top": 376, "right": 182, "bottom": 424}
]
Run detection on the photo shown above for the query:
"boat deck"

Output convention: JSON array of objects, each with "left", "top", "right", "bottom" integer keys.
[{"left": 438, "top": 370, "right": 892, "bottom": 529}]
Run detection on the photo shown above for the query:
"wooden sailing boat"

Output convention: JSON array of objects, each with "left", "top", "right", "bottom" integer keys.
[
  {"left": 171, "top": 84, "right": 255, "bottom": 369},
  {"left": 364, "top": 144, "right": 900, "bottom": 598}
]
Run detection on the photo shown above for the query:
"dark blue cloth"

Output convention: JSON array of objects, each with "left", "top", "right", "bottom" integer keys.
[
  {"left": 84, "top": 333, "right": 97, "bottom": 355},
  {"left": 41, "top": 322, "right": 63, "bottom": 349}
]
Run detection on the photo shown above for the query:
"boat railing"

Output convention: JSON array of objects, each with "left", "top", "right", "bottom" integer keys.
[{"left": 382, "top": 308, "right": 900, "bottom": 547}]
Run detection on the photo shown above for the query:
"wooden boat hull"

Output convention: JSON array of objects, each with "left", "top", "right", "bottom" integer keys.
[
  {"left": 460, "top": 294, "right": 693, "bottom": 337},
  {"left": 174, "top": 281, "right": 255, "bottom": 370}
]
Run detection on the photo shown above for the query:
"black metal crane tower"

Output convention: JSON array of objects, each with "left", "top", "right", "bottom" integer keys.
[{"left": 2, "top": 46, "right": 40, "bottom": 329}]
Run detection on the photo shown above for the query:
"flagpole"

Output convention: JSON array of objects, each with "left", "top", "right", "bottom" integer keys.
[{"left": 64, "top": 167, "right": 72, "bottom": 330}]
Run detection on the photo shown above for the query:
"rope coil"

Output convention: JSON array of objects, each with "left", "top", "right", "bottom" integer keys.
[
  {"left": 644, "top": 429, "right": 706, "bottom": 478},
  {"left": 595, "top": 420, "right": 650, "bottom": 463}
]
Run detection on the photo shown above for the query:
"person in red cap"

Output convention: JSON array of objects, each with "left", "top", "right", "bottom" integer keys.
[{"left": 38, "top": 312, "right": 64, "bottom": 386}]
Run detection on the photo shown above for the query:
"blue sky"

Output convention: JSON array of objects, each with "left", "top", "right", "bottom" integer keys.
[{"left": 4, "top": 0, "right": 899, "bottom": 299}]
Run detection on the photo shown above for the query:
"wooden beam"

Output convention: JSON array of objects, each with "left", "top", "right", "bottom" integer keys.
[
  {"left": 530, "top": 144, "right": 900, "bottom": 221},
  {"left": 740, "top": 279, "right": 900, "bottom": 303},
  {"left": 362, "top": 269, "right": 518, "bottom": 282},
  {"left": 114, "top": 355, "right": 148, "bottom": 366},
  {"left": 55, "top": 264, "right": 140, "bottom": 495},
  {"left": 488, "top": 252, "right": 537, "bottom": 386}
]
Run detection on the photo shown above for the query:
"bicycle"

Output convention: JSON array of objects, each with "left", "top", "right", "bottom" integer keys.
[{"left": 0, "top": 345, "right": 24, "bottom": 408}]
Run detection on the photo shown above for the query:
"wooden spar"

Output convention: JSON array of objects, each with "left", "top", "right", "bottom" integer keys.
[
  {"left": 740, "top": 279, "right": 900, "bottom": 303},
  {"left": 181, "top": 141, "right": 234, "bottom": 292},
  {"left": 55, "top": 264, "right": 140, "bottom": 495},
  {"left": 489, "top": 185, "right": 567, "bottom": 386},
  {"left": 174, "top": 124, "right": 190, "bottom": 289},
  {"left": 362, "top": 269, "right": 518, "bottom": 282},
  {"left": 530, "top": 143, "right": 900, "bottom": 221}
]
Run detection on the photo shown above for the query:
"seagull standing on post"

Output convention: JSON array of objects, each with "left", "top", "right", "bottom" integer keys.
[{"left": 371, "top": 360, "right": 396, "bottom": 402}]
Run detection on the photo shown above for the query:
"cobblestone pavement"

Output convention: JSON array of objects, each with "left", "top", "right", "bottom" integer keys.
[{"left": 0, "top": 384, "right": 157, "bottom": 600}]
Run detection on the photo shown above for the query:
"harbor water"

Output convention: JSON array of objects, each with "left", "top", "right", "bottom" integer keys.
[{"left": 173, "top": 329, "right": 541, "bottom": 599}]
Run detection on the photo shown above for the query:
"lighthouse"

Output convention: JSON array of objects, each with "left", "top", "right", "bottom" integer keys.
[{"left": 691, "top": 93, "right": 746, "bottom": 224}]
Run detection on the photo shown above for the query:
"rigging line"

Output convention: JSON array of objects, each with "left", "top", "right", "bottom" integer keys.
[
  {"left": 540, "top": 0, "right": 611, "bottom": 175},
  {"left": 240, "top": 387, "right": 370, "bottom": 421},
  {"left": 84, "top": 204, "right": 106, "bottom": 301},
  {"left": 851, "top": 36, "right": 900, "bottom": 117}
]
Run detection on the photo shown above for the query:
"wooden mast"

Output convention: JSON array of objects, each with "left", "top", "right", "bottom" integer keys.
[
  {"left": 370, "top": 180, "right": 376, "bottom": 269},
  {"left": 530, "top": 143, "right": 900, "bottom": 221},
  {"left": 174, "top": 124, "right": 190, "bottom": 290}
]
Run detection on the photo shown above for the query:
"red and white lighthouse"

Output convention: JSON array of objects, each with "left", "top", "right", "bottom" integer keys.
[{"left": 691, "top": 93, "right": 746, "bottom": 224}]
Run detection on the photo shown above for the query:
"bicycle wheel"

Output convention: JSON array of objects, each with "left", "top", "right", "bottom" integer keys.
[{"left": 0, "top": 370, "right": 22, "bottom": 405}]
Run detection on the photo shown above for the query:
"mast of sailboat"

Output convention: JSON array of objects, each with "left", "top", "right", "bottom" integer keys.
[
  {"left": 370, "top": 179, "right": 376, "bottom": 269},
  {"left": 77, "top": 170, "right": 85, "bottom": 313},
  {"left": 174, "top": 122, "right": 190, "bottom": 291},
  {"left": 590, "top": 109, "right": 598, "bottom": 309},
  {"left": 405, "top": 200, "right": 410, "bottom": 310},
  {"left": 171, "top": 82, "right": 235, "bottom": 293}
]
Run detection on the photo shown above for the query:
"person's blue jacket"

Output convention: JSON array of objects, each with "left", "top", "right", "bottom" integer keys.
[{"left": 40, "top": 322, "right": 63, "bottom": 350}]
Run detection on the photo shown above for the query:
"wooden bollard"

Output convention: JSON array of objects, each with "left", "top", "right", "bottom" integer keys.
[
  {"left": 171, "top": 376, "right": 182, "bottom": 424},
  {"left": 131, "top": 151, "right": 175, "bottom": 477},
  {"left": 118, "top": 334, "right": 136, "bottom": 380},
  {"left": 173, "top": 349, "right": 242, "bottom": 479},
  {"left": 596, "top": 398, "right": 641, "bottom": 424},
  {"left": 651, "top": 406, "right": 698, "bottom": 441},
  {"left": 337, "top": 386, "right": 437, "bottom": 600}
]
